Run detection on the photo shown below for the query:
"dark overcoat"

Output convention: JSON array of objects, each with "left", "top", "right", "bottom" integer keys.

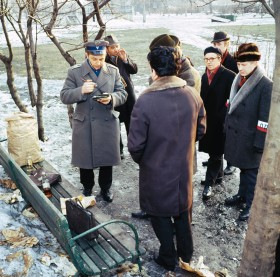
[
  {"left": 199, "top": 65, "right": 236, "bottom": 155},
  {"left": 223, "top": 51, "right": 239, "bottom": 73},
  {"left": 128, "top": 76, "right": 206, "bottom": 217},
  {"left": 224, "top": 67, "right": 272, "bottom": 169},
  {"left": 105, "top": 55, "right": 138, "bottom": 123},
  {"left": 60, "top": 60, "right": 127, "bottom": 169}
]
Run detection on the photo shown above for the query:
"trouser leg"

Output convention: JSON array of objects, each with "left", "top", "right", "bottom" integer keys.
[
  {"left": 98, "top": 166, "right": 112, "bottom": 192},
  {"left": 205, "top": 154, "right": 223, "bottom": 186},
  {"left": 174, "top": 211, "right": 193, "bottom": 263},
  {"left": 119, "top": 123, "right": 124, "bottom": 154},
  {"left": 239, "top": 168, "right": 258, "bottom": 209},
  {"left": 80, "top": 168, "right": 95, "bottom": 190},
  {"left": 150, "top": 216, "right": 176, "bottom": 268}
]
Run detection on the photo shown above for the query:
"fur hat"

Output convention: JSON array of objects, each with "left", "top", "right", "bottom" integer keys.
[
  {"left": 84, "top": 40, "right": 108, "bottom": 55},
  {"left": 204, "top": 46, "right": 222, "bottom": 56},
  {"left": 211, "top": 31, "right": 230, "bottom": 43},
  {"left": 234, "top": 43, "right": 261, "bottom": 62},
  {"left": 149, "top": 34, "right": 176, "bottom": 50},
  {"left": 104, "top": 34, "right": 119, "bottom": 46}
]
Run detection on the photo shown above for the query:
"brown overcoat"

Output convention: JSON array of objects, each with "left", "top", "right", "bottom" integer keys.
[
  {"left": 128, "top": 76, "right": 206, "bottom": 217},
  {"left": 60, "top": 61, "right": 127, "bottom": 169}
]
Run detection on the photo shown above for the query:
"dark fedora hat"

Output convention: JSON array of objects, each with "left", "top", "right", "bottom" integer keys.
[
  {"left": 104, "top": 34, "right": 119, "bottom": 46},
  {"left": 234, "top": 43, "right": 261, "bottom": 62},
  {"left": 211, "top": 31, "right": 230, "bottom": 43}
]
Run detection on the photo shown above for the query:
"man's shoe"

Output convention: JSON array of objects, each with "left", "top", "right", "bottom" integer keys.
[
  {"left": 120, "top": 152, "right": 125, "bottom": 160},
  {"left": 201, "top": 177, "right": 223, "bottom": 186},
  {"left": 131, "top": 210, "right": 151, "bottom": 219},
  {"left": 202, "top": 185, "right": 212, "bottom": 200},
  {"left": 202, "top": 161, "right": 208, "bottom": 166},
  {"left": 239, "top": 207, "right": 250, "bottom": 221},
  {"left": 83, "top": 189, "right": 92, "bottom": 197},
  {"left": 153, "top": 255, "right": 175, "bottom": 271},
  {"left": 224, "top": 165, "right": 236, "bottom": 175},
  {"left": 225, "top": 194, "right": 246, "bottom": 206},
  {"left": 101, "top": 190, "right": 114, "bottom": 202}
]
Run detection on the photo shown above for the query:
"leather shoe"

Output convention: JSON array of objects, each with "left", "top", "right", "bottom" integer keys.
[
  {"left": 101, "top": 190, "right": 114, "bottom": 202},
  {"left": 239, "top": 207, "right": 250, "bottom": 221},
  {"left": 202, "top": 185, "right": 212, "bottom": 200},
  {"left": 131, "top": 210, "right": 151, "bottom": 219},
  {"left": 83, "top": 189, "right": 92, "bottom": 197},
  {"left": 225, "top": 194, "right": 246, "bottom": 206},
  {"left": 201, "top": 177, "right": 223, "bottom": 185},
  {"left": 120, "top": 152, "right": 125, "bottom": 160},
  {"left": 202, "top": 160, "right": 208, "bottom": 166},
  {"left": 153, "top": 255, "right": 175, "bottom": 271},
  {"left": 224, "top": 165, "right": 236, "bottom": 175}
]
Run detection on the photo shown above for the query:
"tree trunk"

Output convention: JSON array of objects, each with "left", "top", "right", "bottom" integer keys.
[{"left": 238, "top": 1, "right": 280, "bottom": 276}]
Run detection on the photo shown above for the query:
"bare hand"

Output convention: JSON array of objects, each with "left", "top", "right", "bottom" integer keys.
[
  {"left": 82, "top": 80, "right": 96, "bottom": 94},
  {"left": 118, "top": 49, "right": 128, "bottom": 62}
]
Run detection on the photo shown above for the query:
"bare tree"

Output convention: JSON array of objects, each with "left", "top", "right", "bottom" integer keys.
[{"left": 238, "top": 0, "right": 280, "bottom": 276}]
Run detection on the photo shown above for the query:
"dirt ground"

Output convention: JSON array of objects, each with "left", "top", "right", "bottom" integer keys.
[
  {"left": 96, "top": 134, "right": 248, "bottom": 277},
  {"left": 0, "top": 88, "right": 248, "bottom": 276}
]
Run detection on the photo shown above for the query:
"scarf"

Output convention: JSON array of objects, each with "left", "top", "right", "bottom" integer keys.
[{"left": 228, "top": 66, "right": 264, "bottom": 114}]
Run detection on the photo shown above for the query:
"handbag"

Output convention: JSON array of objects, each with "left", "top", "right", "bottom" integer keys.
[
  {"left": 29, "top": 168, "right": 61, "bottom": 187},
  {"left": 66, "top": 199, "right": 98, "bottom": 240}
]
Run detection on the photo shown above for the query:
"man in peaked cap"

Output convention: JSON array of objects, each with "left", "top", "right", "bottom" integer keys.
[
  {"left": 224, "top": 43, "right": 272, "bottom": 221},
  {"left": 104, "top": 34, "right": 138, "bottom": 160},
  {"left": 199, "top": 46, "right": 236, "bottom": 201},
  {"left": 60, "top": 40, "right": 127, "bottom": 203}
]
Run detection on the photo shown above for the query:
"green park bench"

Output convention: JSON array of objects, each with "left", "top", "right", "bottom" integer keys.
[{"left": 0, "top": 141, "right": 145, "bottom": 276}]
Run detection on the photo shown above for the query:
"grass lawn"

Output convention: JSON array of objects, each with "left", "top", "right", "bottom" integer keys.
[{"left": 0, "top": 23, "right": 275, "bottom": 89}]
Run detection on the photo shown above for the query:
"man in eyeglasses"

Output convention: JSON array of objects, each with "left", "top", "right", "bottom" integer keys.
[{"left": 199, "top": 46, "right": 236, "bottom": 200}]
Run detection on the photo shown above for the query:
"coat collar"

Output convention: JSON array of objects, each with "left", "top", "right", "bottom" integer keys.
[
  {"left": 228, "top": 66, "right": 265, "bottom": 114},
  {"left": 142, "top": 76, "right": 186, "bottom": 94}
]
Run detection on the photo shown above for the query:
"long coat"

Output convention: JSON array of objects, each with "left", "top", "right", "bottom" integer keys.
[
  {"left": 199, "top": 65, "right": 236, "bottom": 155},
  {"left": 105, "top": 55, "right": 138, "bottom": 124},
  {"left": 60, "top": 61, "right": 127, "bottom": 169},
  {"left": 224, "top": 66, "right": 272, "bottom": 169},
  {"left": 128, "top": 76, "right": 206, "bottom": 217}
]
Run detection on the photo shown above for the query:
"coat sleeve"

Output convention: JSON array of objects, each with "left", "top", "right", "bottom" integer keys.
[
  {"left": 127, "top": 97, "right": 149, "bottom": 164},
  {"left": 60, "top": 68, "right": 87, "bottom": 104},
  {"left": 196, "top": 102, "right": 207, "bottom": 142},
  {"left": 253, "top": 79, "right": 273, "bottom": 151},
  {"left": 123, "top": 56, "right": 138, "bottom": 74},
  {"left": 111, "top": 68, "right": 128, "bottom": 108}
]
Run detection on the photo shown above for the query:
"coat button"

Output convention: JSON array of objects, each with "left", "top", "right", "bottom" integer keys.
[{"left": 90, "top": 106, "right": 93, "bottom": 110}]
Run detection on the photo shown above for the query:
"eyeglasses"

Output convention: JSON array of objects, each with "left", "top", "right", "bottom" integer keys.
[{"left": 204, "top": 57, "right": 219, "bottom": 63}]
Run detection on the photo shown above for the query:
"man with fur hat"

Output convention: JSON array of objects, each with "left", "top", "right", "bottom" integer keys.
[
  {"left": 199, "top": 46, "right": 236, "bottom": 200},
  {"left": 104, "top": 34, "right": 138, "bottom": 159},
  {"left": 205, "top": 31, "right": 239, "bottom": 175},
  {"left": 224, "top": 43, "right": 272, "bottom": 221},
  {"left": 60, "top": 40, "right": 127, "bottom": 202}
]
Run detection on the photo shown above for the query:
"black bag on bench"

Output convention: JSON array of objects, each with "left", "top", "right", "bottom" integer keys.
[{"left": 66, "top": 199, "right": 98, "bottom": 240}]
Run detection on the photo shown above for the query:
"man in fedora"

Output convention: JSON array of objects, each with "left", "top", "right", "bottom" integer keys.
[
  {"left": 224, "top": 43, "right": 272, "bottom": 220},
  {"left": 60, "top": 40, "right": 127, "bottom": 202},
  {"left": 104, "top": 34, "right": 138, "bottom": 160},
  {"left": 201, "top": 31, "right": 239, "bottom": 175}
]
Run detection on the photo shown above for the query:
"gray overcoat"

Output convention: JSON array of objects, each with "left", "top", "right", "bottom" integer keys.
[
  {"left": 128, "top": 76, "right": 206, "bottom": 217},
  {"left": 224, "top": 66, "right": 272, "bottom": 169},
  {"left": 60, "top": 60, "right": 127, "bottom": 169}
]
